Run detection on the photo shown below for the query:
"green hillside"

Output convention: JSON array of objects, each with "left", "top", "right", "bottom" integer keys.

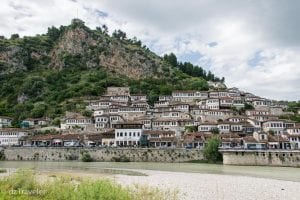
[{"left": 0, "top": 19, "right": 223, "bottom": 125}]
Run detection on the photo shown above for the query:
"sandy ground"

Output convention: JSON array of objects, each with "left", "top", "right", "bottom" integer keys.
[{"left": 114, "top": 169, "right": 300, "bottom": 200}]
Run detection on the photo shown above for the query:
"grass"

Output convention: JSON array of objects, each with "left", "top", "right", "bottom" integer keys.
[
  {"left": 185, "top": 160, "right": 223, "bottom": 164},
  {"left": 0, "top": 169, "right": 7, "bottom": 173},
  {"left": 0, "top": 170, "right": 178, "bottom": 200}
]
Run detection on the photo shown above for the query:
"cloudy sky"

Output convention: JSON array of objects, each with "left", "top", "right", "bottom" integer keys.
[{"left": 1, "top": 0, "right": 299, "bottom": 101}]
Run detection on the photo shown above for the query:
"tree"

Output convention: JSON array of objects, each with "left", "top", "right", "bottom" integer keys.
[
  {"left": 185, "top": 126, "right": 198, "bottom": 132},
  {"left": 31, "top": 103, "right": 47, "bottom": 118},
  {"left": 47, "top": 26, "right": 60, "bottom": 41},
  {"left": 10, "top": 34, "right": 19, "bottom": 40},
  {"left": 52, "top": 118, "right": 61, "bottom": 127},
  {"left": 71, "top": 18, "right": 85, "bottom": 28},
  {"left": 163, "top": 53, "right": 177, "bottom": 67},
  {"left": 102, "top": 24, "right": 108, "bottom": 34},
  {"left": 244, "top": 103, "right": 254, "bottom": 110},
  {"left": 203, "top": 137, "right": 222, "bottom": 163},
  {"left": 211, "top": 128, "right": 220, "bottom": 135},
  {"left": 112, "top": 29, "right": 127, "bottom": 40}
]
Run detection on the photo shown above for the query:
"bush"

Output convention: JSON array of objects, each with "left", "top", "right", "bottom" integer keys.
[
  {"left": 203, "top": 137, "right": 222, "bottom": 163},
  {"left": 81, "top": 152, "right": 93, "bottom": 162},
  {"left": 112, "top": 155, "right": 130, "bottom": 162},
  {"left": 0, "top": 150, "right": 5, "bottom": 161}
]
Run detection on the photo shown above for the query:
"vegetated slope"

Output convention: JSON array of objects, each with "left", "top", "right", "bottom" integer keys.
[{"left": 0, "top": 18, "right": 224, "bottom": 125}]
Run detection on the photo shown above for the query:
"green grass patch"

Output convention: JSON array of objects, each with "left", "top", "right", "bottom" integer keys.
[
  {"left": 185, "top": 160, "right": 209, "bottom": 164},
  {"left": 0, "top": 170, "right": 178, "bottom": 200}
]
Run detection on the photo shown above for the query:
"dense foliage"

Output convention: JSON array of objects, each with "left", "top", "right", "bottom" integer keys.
[
  {"left": 0, "top": 19, "right": 221, "bottom": 125},
  {"left": 203, "top": 137, "right": 222, "bottom": 163},
  {"left": 163, "top": 53, "right": 225, "bottom": 82}
]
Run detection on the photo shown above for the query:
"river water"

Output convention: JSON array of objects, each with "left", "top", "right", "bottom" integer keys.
[{"left": 1, "top": 161, "right": 300, "bottom": 182}]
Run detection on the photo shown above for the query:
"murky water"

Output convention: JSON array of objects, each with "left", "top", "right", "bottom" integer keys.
[{"left": 1, "top": 161, "right": 300, "bottom": 182}]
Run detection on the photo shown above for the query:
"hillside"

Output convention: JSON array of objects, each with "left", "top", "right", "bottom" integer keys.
[{"left": 0, "top": 19, "right": 223, "bottom": 125}]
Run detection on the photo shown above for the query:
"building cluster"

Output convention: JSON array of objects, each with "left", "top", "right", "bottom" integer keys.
[{"left": 0, "top": 86, "right": 299, "bottom": 150}]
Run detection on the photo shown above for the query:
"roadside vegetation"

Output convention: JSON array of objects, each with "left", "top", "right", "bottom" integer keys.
[
  {"left": 0, "top": 170, "right": 178, "bottom": 200},
  {"left": 0, "top": 169, "right": 7, "bottom": 173}
]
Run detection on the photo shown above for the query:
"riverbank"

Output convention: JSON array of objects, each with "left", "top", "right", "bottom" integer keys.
[{"left": 115, "top": 169, "right": 300, "bottom": 200}]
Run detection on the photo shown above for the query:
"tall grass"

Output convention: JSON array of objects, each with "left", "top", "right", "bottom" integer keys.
[{"left": 0, "top": 170, "right": 178, "bottom": 200}]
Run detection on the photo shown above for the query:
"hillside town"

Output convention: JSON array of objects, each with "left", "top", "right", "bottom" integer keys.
[{"left": 0, "top": 86, "right": 299, "bottom": 150}]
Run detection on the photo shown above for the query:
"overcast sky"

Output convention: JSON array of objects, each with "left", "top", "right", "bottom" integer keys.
[{"left": 1, "top": 0, "right": 299, "bottom": 101}]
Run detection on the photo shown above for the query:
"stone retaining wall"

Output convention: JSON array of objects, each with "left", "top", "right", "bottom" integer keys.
[
  {"left": 2, "top": 147, "right": 204, "bottom": 162},
  {"left": 222, "top": 150, "right": 300, "bottom": 167}
]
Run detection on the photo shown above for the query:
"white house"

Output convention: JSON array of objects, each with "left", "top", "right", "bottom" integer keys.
[
  {"left": 114, "top": 123, "right": 143, "bottom": 147},
  {"left": 262, "top": 120, "right": 285, "bottom": 135},
  {"left": 172, "top": 90, "right": 208, "bottom": 102},
  {"left": 252, "top": 99, "right": 271, "bottom": 108},
  {"left": 0, "top": 116, "right": 12, "bottom": 128},
  {"left": 219, "top": 97, "right": 234, "bottom": 108},
  {"left": 158, "top": 95, "right": 173, "bottom": 102},
  {"left": 61, "top": 112, "right": 93, "bottom": 131},
  {"left": 217, "top": 123, "right": 230, "bottom": 133},
  {"left": 198, "top": 123, "right": 218, "bottom": 132},
  {"left": 0, "top": 128, "right": 27, "bottom": 146},
  {"left": 205, "top": 98, "right": 220, "bottom": 110},
  {"left": 94, "top": 115, "right": 110, "bottom": 130}
]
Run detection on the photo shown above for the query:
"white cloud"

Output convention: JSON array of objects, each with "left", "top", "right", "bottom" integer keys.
[{"left": 0, "top": 0, "right": 299, "bottom": 100}]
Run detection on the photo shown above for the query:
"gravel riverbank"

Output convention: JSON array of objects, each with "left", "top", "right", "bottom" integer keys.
[{"left": 115, "top": 169, "right": 300, "bottom": 200}]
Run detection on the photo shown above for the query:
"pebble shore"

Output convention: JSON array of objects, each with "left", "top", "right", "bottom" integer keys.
[{"left": 115, "top": 170, "right": 300, "bottom": 200}]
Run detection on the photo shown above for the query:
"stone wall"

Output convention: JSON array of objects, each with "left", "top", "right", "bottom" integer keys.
[
  {"left": 2, "top": 147, "right": 204, "bottom": 162},
  {"left": 222, "top": 150, "right": 300, "bottom": 167}
]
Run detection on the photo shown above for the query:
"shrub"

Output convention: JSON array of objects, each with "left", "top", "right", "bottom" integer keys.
[
  {"left": 81, "top": 152, "right": 93, "bottom": 162},
  {"left": 0, "top": 150, "right": 5, "bottom": 160},
  {"left": 203, "top": 137, "right": 222, "bottom": 163}
]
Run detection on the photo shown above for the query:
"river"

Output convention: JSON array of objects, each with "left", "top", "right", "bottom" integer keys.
[{"left": 1, "top": 161, "right": 300, "bottom": 182}]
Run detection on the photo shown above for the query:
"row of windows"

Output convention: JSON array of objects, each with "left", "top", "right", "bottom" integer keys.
[
  {"left": 0, "top": 138, "right": 18, "bottom": 142},
  {"left": 268, "top": 123, "right": 283, "bottom": 128},
  {"left": 116, "top": 132, "right": 141, "bottom": 137},
  {"left": 290, "top": 129, "right": 300, "bottom": 133},
  {"left": 0, "top": 132, "right": 21, "bottom": 136},
  {"left": 66, "top": 119, "right": 91, "bottom": 123},
  {"left": 90, "top": 102, "right": 111, "bottom": 106},
  {"left": 153, "top": 122, "right": 177, "bottom": 126},
  {"left": 96, "top": 118, "right": 108, "bottom": 122},
  {"left": 219, "top": 125, "right": 230, "bottom": 130}
]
